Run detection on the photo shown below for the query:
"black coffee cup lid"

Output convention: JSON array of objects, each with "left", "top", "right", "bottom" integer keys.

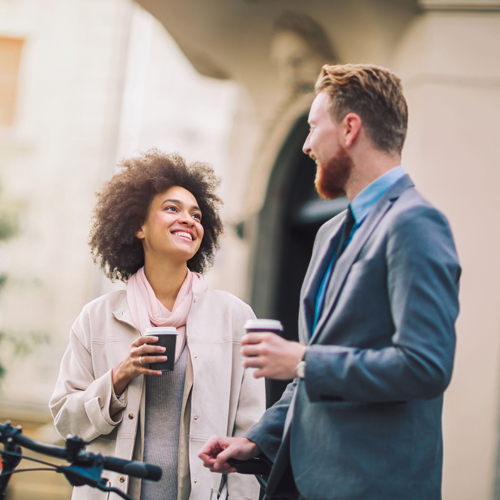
[{"left": 244, "top": 319, "right": 283, "bottom": 331}]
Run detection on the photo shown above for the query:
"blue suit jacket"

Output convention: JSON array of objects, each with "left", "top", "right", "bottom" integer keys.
[{"left": 246, "top": 175, "right": 461, "bottom": 500}]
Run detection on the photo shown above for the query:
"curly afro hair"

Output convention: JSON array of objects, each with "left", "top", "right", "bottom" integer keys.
[{"left": 89, "top": 149, "right": 223, "bottom": 282}]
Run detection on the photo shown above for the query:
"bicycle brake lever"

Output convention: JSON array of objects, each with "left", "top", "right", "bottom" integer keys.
[{"left": 57, "top": 453, "right": 106, "bottom": 488}]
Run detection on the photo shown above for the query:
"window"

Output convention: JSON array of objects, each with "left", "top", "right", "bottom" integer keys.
[{"left": 0, "top": 37, "right": 24, "bottom": 127}]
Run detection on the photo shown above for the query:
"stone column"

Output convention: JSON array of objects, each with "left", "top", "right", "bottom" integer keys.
[{"left": 393, "top": 2, "right": 500, "bottom": 498}]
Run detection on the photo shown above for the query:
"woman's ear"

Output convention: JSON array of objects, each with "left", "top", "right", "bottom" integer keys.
[{"left": 135, "top": 228, "right": 145, "bottom": 240}]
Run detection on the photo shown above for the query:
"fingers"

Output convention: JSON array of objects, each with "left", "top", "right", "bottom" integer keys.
[
  {"left": 141, "top": 368, "right": 163, "bottom": 376},
  {"left": 132, "top": 335, "right": 160, "bottom": 347},
  {"left": 241, "top": 333, "right": 271, "bottom": 346},
  {"left": 199, "top": 436, "right": 260, "bottom": 474},
  {"left": 130, "top": 335, "right": 167, "bottom": 365},
  {"left": 198, "top": 436, "right": 224, "bottom": 460},
  {"left": 242, "top": 356, "right": 264, "bottom": 370},
  {"left": 198, "top": 437, "right": 237, "bottom": 473},
  {"left": 137, "top": 354, "right": 168, "bottom": 365}
]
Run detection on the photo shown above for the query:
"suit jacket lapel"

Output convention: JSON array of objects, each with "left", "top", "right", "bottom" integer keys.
[
  {"left": 309, "top": 175, "right": 414, "bottom": 345},
  {"left": 299, "top": 215, "right": 345, "bottom": 342}
]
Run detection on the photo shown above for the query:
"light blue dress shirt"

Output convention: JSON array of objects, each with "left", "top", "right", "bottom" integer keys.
[{"left": 312, "top": 166, "right": 406, "bottom": 332}]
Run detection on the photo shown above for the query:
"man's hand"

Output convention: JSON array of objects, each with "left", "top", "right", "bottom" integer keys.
[
  {"left": 198, "top": 436, "right": 261, "bottom": 474},
  {"left": 241, "top": 332, "right": 307, "bottom": 380}
]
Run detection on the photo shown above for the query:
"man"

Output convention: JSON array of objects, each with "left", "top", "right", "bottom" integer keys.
[{"left": 199, "top": 64, "right": 461, "bottom": 500}]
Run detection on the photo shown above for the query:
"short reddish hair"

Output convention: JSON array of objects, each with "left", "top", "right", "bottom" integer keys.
[{"left": 315, "top": 63, "right": 408, "bottom": 155}]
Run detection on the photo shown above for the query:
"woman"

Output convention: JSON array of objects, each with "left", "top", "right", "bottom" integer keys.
[{"left": 49, "top": 150, "right": 265, "bottom": 500}]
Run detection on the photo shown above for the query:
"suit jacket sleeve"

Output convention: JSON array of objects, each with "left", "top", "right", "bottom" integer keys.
[
  {"left": 244, "top": 380, "right": 297, "bottom": 462},
  {"left": 304, "top": 205, "right": 461, "bottom": 403}
]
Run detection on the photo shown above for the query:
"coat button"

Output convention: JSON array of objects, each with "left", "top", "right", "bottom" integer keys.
[
  {"left": 120, "top": 476, "right": 125, "bottom": 483},
  {"left": 120, "top": 311, "right": 124, "bottom": 316},
  {"left": 193, "top": 354, "right": 198, "bottom": 359},
  {"left": 194, "top": 479, "right": 198, "bottom": 484},
  {"left": 128, "top": 413, "right": 135, "bottom": 420},
  {"left": 193, "top": 416, "right": 198, "bottom": 420}
]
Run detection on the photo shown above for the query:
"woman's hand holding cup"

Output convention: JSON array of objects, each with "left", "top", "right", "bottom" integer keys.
[{"left": 112, "top": 336, "right": 167, "bottom": 395}]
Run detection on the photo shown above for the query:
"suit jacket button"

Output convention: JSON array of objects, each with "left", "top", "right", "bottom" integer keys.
[
  {"left": 128, "top": 413, "right": 135, "bottom": 420},
  {"left": 120, "top": 476, "right": 125, "bottom": 483}
]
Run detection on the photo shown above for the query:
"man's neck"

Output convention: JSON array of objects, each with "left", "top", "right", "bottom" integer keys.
[{"left": 344, "top": 149, "right": 402, "bottom": 201}]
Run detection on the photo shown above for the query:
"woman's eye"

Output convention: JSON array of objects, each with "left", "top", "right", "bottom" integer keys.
[
  {"left": 164, "top": 206, "right": 177, "bottom": 212},
  {"left": 192, "top": 213, "right": 202, "bottom": 221}
]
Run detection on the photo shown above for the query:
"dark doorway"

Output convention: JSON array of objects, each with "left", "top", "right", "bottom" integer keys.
[{"left": 250, "top": 114, "right": 348, "bottom": 407}]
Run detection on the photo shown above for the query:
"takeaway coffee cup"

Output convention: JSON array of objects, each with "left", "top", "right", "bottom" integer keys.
[
  {"left": 144, "top": 327, "right": 178, "bottom": 372},
  {"left": 244, "top": 318, "right": 283, "bottom": 334}
]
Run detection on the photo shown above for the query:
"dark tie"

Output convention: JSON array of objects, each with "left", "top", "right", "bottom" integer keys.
[
  {"left": 334, "top": 205, "right": 355, "bottom": 265},
  {"left": 310, "top": 206, "right": 356, "bottom": 333}
]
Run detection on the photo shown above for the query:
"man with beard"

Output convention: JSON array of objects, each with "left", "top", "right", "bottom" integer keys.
[{"left": 199, "top": 64, "right": 461, "bottom": 500}]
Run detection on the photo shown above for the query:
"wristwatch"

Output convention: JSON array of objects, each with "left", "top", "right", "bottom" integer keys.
[{"left": 295, "top": 360, "right": 306, "bottom": 379}]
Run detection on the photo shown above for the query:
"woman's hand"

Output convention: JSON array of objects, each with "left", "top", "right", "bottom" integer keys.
[{"left": 112, "top": 336, "right": 166, "bottom": 395}]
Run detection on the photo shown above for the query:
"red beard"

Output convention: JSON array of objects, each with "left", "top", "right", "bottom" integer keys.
[{"left": 314, "top": 146, "right": 353, "bottom": 200}]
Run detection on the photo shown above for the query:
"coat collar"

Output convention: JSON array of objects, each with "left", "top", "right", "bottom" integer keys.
[
  {"left": 112, "top": 292, "right": 139, "bottom": 332},
  {"left": 307, "top": 174, "right": 414, "bottom": 345},
  {"left": 112, "top": 288, "right": 205, "bottom": 333}
]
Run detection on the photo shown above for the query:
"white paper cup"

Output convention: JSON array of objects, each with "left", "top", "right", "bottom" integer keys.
[{"left": 244, "top": 319, "right": 284, "bottom": 334}]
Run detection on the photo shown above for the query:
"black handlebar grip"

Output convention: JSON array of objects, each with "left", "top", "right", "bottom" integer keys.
[
  {"left": 227, "top": 458, "right": 272, "bottom": 476},
  {"left": 103, "top": 457, "right": 162, "bottom": 481}
]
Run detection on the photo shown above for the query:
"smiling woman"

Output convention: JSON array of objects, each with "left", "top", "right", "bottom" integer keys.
[
  {"left": 49, "top": 149, "right": 265, "bottom": 500},
  {"left": 89, "top": 149, "right": 223, "bottom": 280}
]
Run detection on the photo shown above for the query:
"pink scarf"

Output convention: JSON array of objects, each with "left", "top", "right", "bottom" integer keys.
[{"left": 126, "top": 266, "right": 207, "bottom": 362}]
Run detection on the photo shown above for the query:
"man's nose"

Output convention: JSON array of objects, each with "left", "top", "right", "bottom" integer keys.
[{"left": 303, "top": 134, "right": 311, "bottom": 155}]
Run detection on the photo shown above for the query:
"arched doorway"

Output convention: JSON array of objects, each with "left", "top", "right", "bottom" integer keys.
[{"left": 250, "top": 114, "right": 348, "bottom": 407}]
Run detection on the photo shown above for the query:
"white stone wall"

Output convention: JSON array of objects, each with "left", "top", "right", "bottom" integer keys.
[
  {"left": 0, "top": 0, "right": 241, "bottom": 415},
  {"left": 0, "top": 0, "right": 133, "bottom": 409}
]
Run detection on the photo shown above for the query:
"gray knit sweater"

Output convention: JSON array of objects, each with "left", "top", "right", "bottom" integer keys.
[{"left": 140, "top": 345, "right": 188, "bottom": 500}]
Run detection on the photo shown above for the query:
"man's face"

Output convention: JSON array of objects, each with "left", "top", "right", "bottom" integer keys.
[{"left": 303, "top": 92, "right": 352, "bottom": 199}]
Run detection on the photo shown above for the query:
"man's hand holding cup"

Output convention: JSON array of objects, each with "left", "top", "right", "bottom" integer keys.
[{"left": 241, "top": 319, "right": 307, "bottom": 380}]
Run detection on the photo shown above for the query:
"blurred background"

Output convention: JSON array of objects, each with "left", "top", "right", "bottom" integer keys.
[{"left": 0, "top": 0, "right": 499, "bottom": 498}]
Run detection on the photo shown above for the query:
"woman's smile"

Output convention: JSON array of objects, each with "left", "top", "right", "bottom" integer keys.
[{"left": 171, "top": 230, "right": 194, "bottom": 241}]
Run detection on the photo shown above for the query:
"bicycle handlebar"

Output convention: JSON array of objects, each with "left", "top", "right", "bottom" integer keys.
[
  {"left": 0, "top": 421, "right": 162, "bottom": 481},
  {"left": 101, "top": 457, "right": 162, "bottom": 481}
]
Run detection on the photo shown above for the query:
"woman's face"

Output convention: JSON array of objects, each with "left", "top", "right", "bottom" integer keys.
[{"left": 136, "top": 186, "right": 204, "bottom": 265}]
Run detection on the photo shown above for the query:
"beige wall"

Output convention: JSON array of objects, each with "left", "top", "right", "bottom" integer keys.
[
  {"left": 0, "top": 0, "right": 133, "bottom": 407},
  {"left": 394, "top": 6, "right": 500, "bottom": 498}
]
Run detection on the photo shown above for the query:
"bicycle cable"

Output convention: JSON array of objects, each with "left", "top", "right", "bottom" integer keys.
[
  {"left": 0, "top": 468, "right": 55, "bottom": 477},
  {"left": 0, "top": 449, "right": 58, "bottom": 469}
]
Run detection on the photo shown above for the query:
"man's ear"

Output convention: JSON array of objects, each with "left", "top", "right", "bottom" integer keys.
[{"left": 342, "top": 113, "right": 362, "bottom": 148}]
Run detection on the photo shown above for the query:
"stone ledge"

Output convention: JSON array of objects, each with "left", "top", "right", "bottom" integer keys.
[
  {"left": 0, "top": 398, "right": 52, "bottom": 425},
  {"left": 419, "top": 0, "right": 500, "bottom": 11}
]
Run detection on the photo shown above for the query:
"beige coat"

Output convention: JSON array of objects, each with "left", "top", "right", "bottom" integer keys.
[{"left": 49, "top": 287, "right": 265, "bottom": 500}]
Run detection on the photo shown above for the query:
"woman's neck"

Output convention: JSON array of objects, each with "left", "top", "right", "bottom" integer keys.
[{"left": 143, "top": 258, "right": 188, "bottom": 311}]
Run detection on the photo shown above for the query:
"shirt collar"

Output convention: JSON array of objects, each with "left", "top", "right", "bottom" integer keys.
[{"left": 350, "top": 165, "right": 406, "bottom": 226}]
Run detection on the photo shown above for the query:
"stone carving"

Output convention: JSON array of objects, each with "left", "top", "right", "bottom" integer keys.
[{"left": 271, "top": 11, "right": 337, "bottom": 101}]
